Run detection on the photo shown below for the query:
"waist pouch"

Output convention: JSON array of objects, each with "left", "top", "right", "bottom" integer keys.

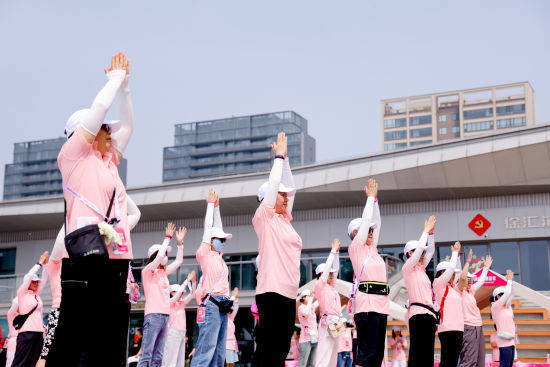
[
  {"left": 410, "top": 302, "right": 440, "bottom": 323},
  {"left": 203, "top": 295, "right": 234, "bottom": 314},
  {"left": 65, "top": 224, "right": 109, "bottom": 260},
  {"left": 358, "top": 281, "right": 390, "bottom": 295}
]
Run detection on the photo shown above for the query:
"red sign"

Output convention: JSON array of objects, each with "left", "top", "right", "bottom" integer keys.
[
  {"left": 472, "top": 268, "right": 507, "bottom": 287},
  {"left": 468, "top": 214, "right": 491, "bottom": 236}
]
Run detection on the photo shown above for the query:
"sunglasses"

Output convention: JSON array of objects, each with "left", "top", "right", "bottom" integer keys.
[
  {"left": 213, "top": 237, "right": 226, "bottom": 243},
  {"left": 101, "top": 124, "right": 111, "bottom": 133},
  {"left": 368, "top": 227, "right": 374, "bottom": 234}
]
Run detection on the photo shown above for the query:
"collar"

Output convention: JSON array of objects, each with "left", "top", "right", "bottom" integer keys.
[{"left": 91, "top": 141, "right": 120, "bottom": 166}]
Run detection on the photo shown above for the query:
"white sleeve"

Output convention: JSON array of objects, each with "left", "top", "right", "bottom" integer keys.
[
  {"left": 144, "top": 237, "right": 170, "bottom": 271},
  {"left": 356, "top": 197, "right": 375, "bottom": 244},
  {"left": 439, "top": 251, "right": 458, "bottom": 283},
  {"left": 111, "top": 76, "right": 134, "bottom": 155},
  {"left": 472, "top": 266, "right": 489, "bottom": 292},
  {"left": 51, "top": 225, "right": 68, "bottom": 261},
  {"left": 320, "top": 251, "right": 338, "bottom": 283},
  {"left": 423, "top": 233, "right": 435, "bottom": 268},
  {"left": 404, "top": 231, "right": 428, "bottom": 269},
  {"left": 127, "top": 195, "right": 141, "bottom": 231},
  {"left": 495, "top": 280, "right": 513, "bottom": 307},
  {"left": 281, "top": 158, "right": 295, "bottom": 214},
  {"left": 372, "top": 200, "right": 381, "bottom": 246},
  {"left": 264, "top": 158, "right": 283, "bottom": 209},
  {"left": 202, "top": 203, "right": 215, "bottom": 244},
  {"left": 213, "top": 206, "right": 223, "bottom": 229},
  {"left": 80, "top": 70, "right": 126, "bottom": 136},
  {"left": 166, "top": 244, "right": 183, "bottom": 275}
]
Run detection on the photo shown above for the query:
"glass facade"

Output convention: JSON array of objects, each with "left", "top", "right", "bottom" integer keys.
[
  {"left": 409, "top": 139, "right": 432, "bottom": 147},
  {"left": 163, "top": 111, "right": 316, "bottom": 181},
  {"left": 4, "top": 138, "right": 127, "bottom": 201},
  {"left": 384, "top": 130, "right": 407, "bottom": 141},
  {"left": 464, "top": 120, "right": 494, "bottom": 133},
  {"left": 497, "top": 117, "right": 526, "bottom": 129},
  {"left": 463, "top": 108, "right": 493, "bottom": 120},
  {"left": 409, "top": 115, "right": 431, "bottom": 126},
  {"left": 384, "top": 142, "right": 407, "bottom": 151},
  {"left": 410, "top": 127, "right": 432, "bottom": 138},
  {"left": 384, "top": 118, "right": 407, "bottom": 129},
  {"left": 496, "top": 104, "right": 525, "bottom": 116}
]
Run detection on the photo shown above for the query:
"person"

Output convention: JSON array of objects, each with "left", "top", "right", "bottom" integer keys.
[
  {"left": 12, "top": 252, "right": 49, "bottom": 367},
  {"left": 138, "top": 223, "right": 186, "bottom": 367},
  {"left": 400, "top": 215, "right": 437, "bottom": 367},
  {"left": 490, "top": 327, "right": 499, "bottom": 364},
  {"left": 286, "top": 331, "right": 300, "bottom": 361},
  {"left": 459, "top": 255, "right": 493, "bottom": 367},
  {"left": 162, "top": 271, "right": 197, "bottom": 367},
  {"left": 252, "top": 132, "right": 302, "bottom": 367},
  {"left": 389, "top": 327, "right": 407, "bottom": 367},
  {"left": 297, "top": 290, "right": 318, "bottom": 367},
  {"left": 47, "top": 52, "right": 136, "bottom": 367},
  {"left": 314, "top": 238, "right": 342, "bottom": 367},
  {"left": 433, "top": 242, "right": 467, "bottom": 367},
  {"left": 490, "top": 270, "right": 516, "bottom": 367},
  {"left": 191, "top": 189, "right": 232, "bottom": 367},
  {"left": 337, "top": 327, "right": 353, "bottom": 367},
  {"left": 130, "top": 329, "right": 143, "bottom": 361},
  {"left": 348, "top": 178, "right": 388, "bottom": 367},
  {"left": 226, "top": 287, "right": 240, "bottom": 367},
  {"left": 6, "top": 297, "right": 18, "bottom": 367}
]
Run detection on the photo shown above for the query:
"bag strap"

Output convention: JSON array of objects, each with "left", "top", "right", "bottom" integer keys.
[
  {"left": 105, "top": 188, "right": 116, "bottom": 219},
  {"left": 62, "top": 184, "right": 116, "bottom": 222},
  {"left": 14, "top": 298, "right": 39, "bottom": 330},
  {"left": 64, "top": 198, "right": 67, "bottom": 237},
  {"left": 439, "top": 284, "right": 450, "bottom": 325}
]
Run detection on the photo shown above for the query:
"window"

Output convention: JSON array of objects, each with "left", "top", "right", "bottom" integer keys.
[
  {"left": 463, "top": 108, "right": 493, "bottom": 120},
  {"left": 439, "top": 127, "right": 447, "bottom": 135},
  {"left": 409, "top": 127, "right": 432, "bottom": 138},
  {"left": 409, "top": 139, "right": 432, "bottom": 147},
  {"left": 452, "top": 113, "right": 459, "bottom": 121},
  {"left": 496, "top": 104, "right": 525, "bottom": 116},
  {"left": 490, "top": 242, "right": 519, "bottom": 277},
  {"left": 452, "top": 126, "right": 460, "bottom": 134},
  {"left": 438, "top": 115, "right": 447, "bottom": 122},
  {"left": 497, "top": 117, "right": 526, "bottom": 129},
  {"left": 463, "top": 120, "right": 493, "bottom": 133},
  {"left": 409, "top": 115, "right": 431, "bottom": 126},
  {"left": 384, "top": 118, "right": 407, "bottom": 129},
  {"left": 384, "top": 142, "right": 407, "bottom": 151},
  {"left": 519, "top": 241, "right": 550, "bottom": 290},
  {"left": 384, "top": 130, "right": 407, "bottom": 141}
]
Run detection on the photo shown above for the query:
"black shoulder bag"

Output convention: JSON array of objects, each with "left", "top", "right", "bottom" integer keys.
[{"left": 13, "top": 300, "right": 38, "bottom": 330}]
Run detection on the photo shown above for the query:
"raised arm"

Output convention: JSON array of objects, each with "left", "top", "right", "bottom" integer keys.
[
  {"left": 18, "top": 252, "right": 48, "bottom": 297},
  {"left": 144, "top": 223, "right": 175, "bottom": 271},
  {"left": 472, "top": 255, "right": 492, "bottom": 292},
  {"left": 127, "top": 195, "right": 141, "bottom": 231},
  {"left": 321, "top": 239, "right": 340, "bottom": 283},
  {"left": 356, "top": 180, "right": 377, "bottom": 244},
  {"left": 281, "top": 157, "right": 296, "bottom": 214},
  {"left": 371, "top": 200, "right": 381, "bottom": 246},
  {"left": 403, "top": 216, "right": 435, "bottom": 269},
  {"left": 263, "top": 133, "right": 287, "bottom": 209},
  {"left": 213, "top": 197, "right": 223, "bottom": 229},
  {"left": 440, "top": 243, "right": 460, "bottom": 283},
  {"left": 79, "top": 53, "right": 128, "bottom": 143},
  {"left": 183, "top": 278, "right": 197, "bottom": 305},
  {"left": 37, "top": 261, "right": 49, "bottom": 295},
  {"left": 423, "top": 232, "right": 435, "bottom": 268},
  {"left": 202, "top": 191, "right": 216, "bottom": 245},
  {"left": 495, "top": 270, "right": 514, "bottom": 307},
  {"left": 111, "top": 69, "right": 134, "bottom": 158},
  {"left": 50, "top": 225, "right": 67, "bottom": 261},
  {"left": 166, "top": 227, "right": 186, "bottom": 275},
  {"left": 458, "top": 249, "right": 472, "bottom": 292}
]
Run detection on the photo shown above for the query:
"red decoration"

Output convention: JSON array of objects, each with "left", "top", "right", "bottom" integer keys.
[{"left": 468, "top": 214, "right": 491, "bottom": 236}]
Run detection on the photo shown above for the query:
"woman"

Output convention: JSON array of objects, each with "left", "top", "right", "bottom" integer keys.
[
  {"left": 297, "top": 290, "right": 318, "bottom": 367},
  {"left": 191, "top": 189, "right": 232, "bottom": 367},
  {"left": 162, "top": 271, "right": 197, "bottom": 367},
  {"left": 400, "top": 215, "right": 436, "bottom": 367},
  {"left": 389, "top": 327, "right": 408, "bottom": 367},
  {"left": 348, "top": 178, "right": 387, "bottom": 367},
  {"left": 337, "top": 327, "right": 353, "bottom": 367},
  {"left": 433, "top": 242, "right": 467, "bottom": 367},
  {"left": 6, "top": 298, "right": 18, "bottom": 367},
  {"left": 252, "top": 132, "right": 302, "bottom": 367},
  {"left": 314, "top": 238, "right": 342, "bottom": 367},
  {"left": 459, "top": 255, "right": 493, "bottom": 367},
  {"left": 47, "top": 52, "right": 136, "bottom": 367},
  {"left": 490, "top": 270, "right": 516, "bottom": 367},
  {"left": 12, "top": 252, "right": 49, "bottom": 367},
  {"left": 226, "top": 287, "right": 240, "bottom": 367},
  {"left": 138, "top": 223, "right": 185, "bottom": 367}
]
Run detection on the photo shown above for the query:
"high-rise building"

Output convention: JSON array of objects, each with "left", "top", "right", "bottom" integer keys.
[
  {"left": 3, "top": 137, "right": 127, "bottom": 201},
  {"left": 163, "top": 111, "right": 316, "bottom": 181},
  {"left": 381, "top": 82, "right": 535, "bottom": 151}
]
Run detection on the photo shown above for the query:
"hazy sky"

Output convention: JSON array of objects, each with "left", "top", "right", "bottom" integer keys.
[{"left": 1, "top": 0, "right": 549, "bottom": 189}]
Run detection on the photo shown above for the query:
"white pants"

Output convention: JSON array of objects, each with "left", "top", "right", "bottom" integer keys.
[
  {"left": 6, "top": 350, "right": 14, "bottom": 367},
  {"left": 391, "top": 360, "right": 407, "bottom": 367},
  {"left": 315, "top": 327, "right": 339, "bottom": 367},
  {"left": 161, "top": 328, "right": 186, "bottom": 367}
]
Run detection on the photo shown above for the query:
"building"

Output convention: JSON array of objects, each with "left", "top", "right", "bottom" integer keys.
[
  {"left": 163, "top": 111, "right": 316, "bottom": 181},
  {"left": 2, "top": 124, "right": 550, "bottom": 362},
  {"left": 3, "top": 137, "right": 128, "bottom": 201},
  {"left": 381, "top": 82, "right": 535, "bottom": 151}
]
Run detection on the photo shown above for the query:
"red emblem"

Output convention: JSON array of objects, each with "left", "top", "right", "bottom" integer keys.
[{"left": 468, "top": 214, "right": 491, "bottom": 236}]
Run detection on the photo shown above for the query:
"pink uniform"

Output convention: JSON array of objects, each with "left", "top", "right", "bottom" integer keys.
[
  {"left": 17, "top": 290, "right": 43, "bottom": 333},
  {"left": 253, "top": 203, "right": 302, "bottom": 299},
  {"left": 433, "top": 277, "right": 464, "bottom": 333},
  {"left": 402, "top": 260, "right": 435, "bottom": 320},
  {"left": 58, "top": 129, "right": 132, "bottom": 259},
  {"left": 196, "top": 243, "right": 229, "bottom": 299},
  {"left": 490, "top": 333, "right": 499, "bottom": 362},
  {"left": 142, "top": 268, "right": 170, "bottom": 315},
  {"left": 298, "top": 302, "right": 318, "bottom": 343},
  {"left": 168, "top": 298, "right": 190, "bottom": 331},
  {"left": 349, "top": 235, "right": 389, "bottom": 315},
  {"left": 491, "top": 302, "right": 516, "bottom": 348},
  {"left": 48, "top": 260, "right": 62, "bottom": 308},
  {"left": 338, "top": 329, "right": 353, "bottom": 353},
  {"left": 226, "top": 318, "right": 238, "bottom": 351},
  {"left": 390, "top": 337, "right": 408, "bottom": 360},
  {"left": 6, "top": 303, "right": 18, "bottom": 352},
  {"left": 462, "top": 287, "right": 482, "bottom": 327},
  {"left": 315, "top": 279, "right": 341, "bottom": 317}
]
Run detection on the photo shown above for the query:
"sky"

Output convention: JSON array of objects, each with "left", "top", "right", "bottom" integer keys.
[{"left": 1, "top": 0, "right": 549, "bottom": 189}]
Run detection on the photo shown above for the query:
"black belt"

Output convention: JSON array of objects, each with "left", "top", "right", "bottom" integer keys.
[
  {"left": 358, "top": 281, "right": 390, "bottom": 295},
  {"left": 410, "top": 302, "right": 440, "bottom": 323}
]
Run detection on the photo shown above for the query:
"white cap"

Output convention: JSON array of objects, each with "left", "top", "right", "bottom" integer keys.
[
  {"left": 65, "top": 108, "right": 121, "bottom": 137},
  {"left": 170, "top": 284, "right": 181, "bottom": 293},
  {"left": 211, "top": 227, "right": 232, "bottom": 240},
  {"left": 436, "top": 261, "right": 453, "bottom": 273},
  {"left": 31, "top": 274, "right": 41, "bottom": 282},
  {"left": 147, "top": 244, "right": 173, "bottom": 259},
  {"left": 257, "top": 181, "right": 296, "bottom": 202},
  {"left": 347, "top": 218, "right": 377, "bottom": 240},
  {"left": 403, "top": 240, "right": 421, "bottom": 255},
  {"left": 315, "top": 262, "right": 338, "bottom": 275},
  {"left": 299, "top": 289, "right": 311, "bottom": 299},
  {"left": 493, "top": 286, "right": 506, "bottom": 299}
]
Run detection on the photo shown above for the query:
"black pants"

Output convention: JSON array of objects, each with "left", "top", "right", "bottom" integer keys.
[
  {"left": 12, "top": 331, "right": 43, "bottom": 367},
  {"left": 408, "top": 313, "right": 436, "bottom": 367},
  {"left": 353, "top": 312, "right": 387, "bottom": 367},
  {"left": 46, "top": 257, "right": 130, "bottom": 367},
  {"left": 439, "top": 331, "right": 463, "bottom": 367},
  {"left": 499, "top": 346, "right": 515, "bottom": 367},
  {"left": 253, "top": 292, "right": 296, "bottom": 367}
]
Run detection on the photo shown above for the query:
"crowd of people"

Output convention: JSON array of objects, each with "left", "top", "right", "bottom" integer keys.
[{"left": 5, "top": 52, "right": 519, "bottom": 367}]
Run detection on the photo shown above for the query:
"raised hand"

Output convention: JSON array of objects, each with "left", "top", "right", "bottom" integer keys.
[
  {"left": 364, "top": 178, "right": 378, "bottom": 198},
  {"left": 452, "top": 241, "right": 461, "bottom": 253},
  {"left": 165, "top": 222, "right": 176, "bottom": 237},
  {"left": 176, "top": 227, "right": 187, "bottom": 245},
  {"left": 104, "top": 52, "right": 128, "bottom": 74},
  {"left": 39, "top": 251, "right": 49, "bottom": 265},
  {"left": 424, "top": 215, "right": 436, "bottom": 233},
  {"left": 187, "top": 270, "right": 196, "bottom": 282},
  {"left": 467, "top": 249, "right": 473, "bottom": 262},
  {"left": 484, "top": 255, "right": 493, "bottom": 269},
  {"left": 331, "top": 238, "right": 341, "bottom": 253},
  {"left": 206, "top": 188, "right": 217, "bottom": 203},
  {"left": 506, "top": 269, "right": 514, "bottom": 281},
  {"left": 271, "top": 132, "right": 287, "bottom": 156}
]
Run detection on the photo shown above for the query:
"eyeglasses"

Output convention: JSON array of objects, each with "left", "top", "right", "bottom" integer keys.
[{"left": 101, "top": 124, "right": 111, "bottom": 133}]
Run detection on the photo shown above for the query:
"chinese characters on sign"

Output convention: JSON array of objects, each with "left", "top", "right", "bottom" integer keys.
[
  {"left": 468, "top": 214, "right": 491, "bottom": 236},
  {"left": 504, "top": 215, "right": 550, "bottom": 230}
]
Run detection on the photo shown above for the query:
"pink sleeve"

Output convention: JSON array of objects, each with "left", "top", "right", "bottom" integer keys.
[
  {"left": 59, "top": 129, "right": 91, "bottom": 163},
  {"left": 196, "top": 242, "right": 210, "bottom": 265}
]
